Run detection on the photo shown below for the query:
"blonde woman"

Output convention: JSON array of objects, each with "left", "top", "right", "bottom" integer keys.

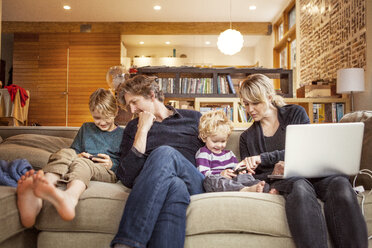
[{"left": 238, "top": 74, "right": 367, "bottom": 248}]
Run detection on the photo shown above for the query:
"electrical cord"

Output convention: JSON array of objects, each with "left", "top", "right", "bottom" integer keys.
[{"left": 352, "top": 169, "right": 372, "bottom": 240}]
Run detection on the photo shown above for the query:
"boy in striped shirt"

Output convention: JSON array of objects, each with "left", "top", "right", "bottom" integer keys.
[{"left": 196, "top": 110, "right": 270, "bottom": 193}]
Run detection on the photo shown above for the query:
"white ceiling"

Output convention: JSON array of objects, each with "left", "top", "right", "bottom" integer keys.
[
  {"left": 2, "top": 0, "right": 290, "bottom": 48},
  {"left": 121, "top": 34, "right": 264, "bottom": 48}
]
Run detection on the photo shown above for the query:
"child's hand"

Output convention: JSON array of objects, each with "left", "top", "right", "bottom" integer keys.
[
  {"left": 220, "top": 169, "right": 236, "bottom": 179},
  {"left": 91, "top": 153, "right": 113, "bottom": 170},
  {"left": 78, "top": 152, "right": 92, "bottom": 159}
]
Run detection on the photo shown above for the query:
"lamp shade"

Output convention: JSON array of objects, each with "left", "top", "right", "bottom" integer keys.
[
  {"left": 217, "top": 29, "right": 244, "bottom": 55},
  {"left": 337, "top": 68, "right": 365, "bottom": 93}
]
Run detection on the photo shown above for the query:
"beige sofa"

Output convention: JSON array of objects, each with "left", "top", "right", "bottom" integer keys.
[{"left": 0, "top": 111, "right": 371, "bottom": 248}]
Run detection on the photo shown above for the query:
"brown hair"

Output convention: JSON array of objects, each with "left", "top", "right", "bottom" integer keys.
[
  {"left": 198, "top": 110, "right": 234, "bottom": 141},
  {"left": 239, "top": 74, "right": 286, "bottom": 107},
  {"left": 89, "top": 88, "right": 118, "bottom": 117},
  {"left": 116, "top": 74, "right": 164, "bottom": 108}
]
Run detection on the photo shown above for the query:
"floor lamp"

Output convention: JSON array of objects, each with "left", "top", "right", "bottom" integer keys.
[{"left": 336, "top": 68, "right": 365, "bottom": 112}]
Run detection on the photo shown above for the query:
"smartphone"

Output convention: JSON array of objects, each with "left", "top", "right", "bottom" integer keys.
[
  {"left": 233, "top": 167, "right": 246, "bottom": 174},
  {"left": 88, "top": 155, "right": 100, "bottom": 162}
]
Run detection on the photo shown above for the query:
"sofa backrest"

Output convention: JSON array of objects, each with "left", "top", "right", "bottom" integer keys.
[
  {"left": 340, "top": 111, "right": 372, "bottom": 189},
  {"left": 0, "top": 126, "right": 80, "bottom": 140},
  {"left": 226, "top": 130, "right": 244, "bottom": 161}
]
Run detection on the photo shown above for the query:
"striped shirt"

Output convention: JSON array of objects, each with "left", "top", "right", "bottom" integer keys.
[{"left": 195, "top": 146, "right": 238, "bottom": 176}]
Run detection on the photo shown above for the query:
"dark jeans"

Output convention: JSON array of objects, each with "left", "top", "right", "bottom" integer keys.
[
  {"left": 111, "top": 146, "right": 205, "bottom": 248},
  {"left": 272, "top": 175, "right": 368, "bottom": 248}
]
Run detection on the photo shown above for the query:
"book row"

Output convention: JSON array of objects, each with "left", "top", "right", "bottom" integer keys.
[
  {"left": 313, "top": 103, "right": 344, "bottom": 123},
  {"left": 157, "top": 76, "right": 236, "bottom": 95},
  {"left": 198, "top": 104, "right": 253, "bottom": 124}
]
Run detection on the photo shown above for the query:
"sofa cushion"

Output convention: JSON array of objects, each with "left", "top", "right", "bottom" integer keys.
[
  {"left": 0, "top": 186, "right": 24, "bottom": 244},
  {"left": 340, "top": 111, "right": 372, "bottom": 189},
  {"left": 37, "top": 232, "right": 114, "bottom": 248},
  {"left": 0, "top": 134, "right": 73, "bottom": 170},
  {"left": 187, "top": 192, "right": 291, "bottom": 237},
  {"left": 35, "top": 181, "right": 130, "bottom": 234}
]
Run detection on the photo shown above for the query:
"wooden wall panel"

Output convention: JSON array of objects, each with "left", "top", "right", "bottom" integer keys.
[
  {"left": 12, "top": 33, "right": 120, "bottom": 127},
  {"left": 13, "top": 34, "right": 40, "bottom": 125},
  {"left": 37, "top": 34, "right": 69, "bottom": 126},
  {"left": 68, "top": 33, "right": 120, "bottom": 127}
]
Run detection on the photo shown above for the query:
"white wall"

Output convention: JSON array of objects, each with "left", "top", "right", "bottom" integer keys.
[
  {"left": 126, "top": 46, "right": 256, "bottom": 67},
  {"left": 355, "top": 0, "right": 372, "bottom": 110},
  {"left": 253, "top": 35, "right": 274, "bottom": 68}
]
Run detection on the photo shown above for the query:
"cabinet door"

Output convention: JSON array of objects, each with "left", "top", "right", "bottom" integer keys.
[
  {"left": 68, "top": 33, "right": 120, "bottom": 126},
  {"left": 38, "top": 34, "right": 69, "bottom": 126},
  {"left": 13, "top": 33, "right": 69, "bottom": 126}
]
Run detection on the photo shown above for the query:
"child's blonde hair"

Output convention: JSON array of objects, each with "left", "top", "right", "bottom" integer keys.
[
  {"left": 89, "top": 88, "right": 118, "bottom": 118},
  {"left": 198, "top": 110, "right": 234, "bottom": 141},
  {"left": 239, "top": 74, "right": 286, "bottom": 107}
]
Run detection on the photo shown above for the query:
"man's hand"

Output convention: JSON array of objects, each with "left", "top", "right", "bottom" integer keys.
[
  {"left": 137, "top": 111, "right": 156, "bottom": 133},
  {"left": 134, "top": 111, "right": 156, "bottom": 154}
]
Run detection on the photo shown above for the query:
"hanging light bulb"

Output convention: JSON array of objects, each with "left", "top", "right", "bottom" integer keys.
[
  {"left": 217, "top": 29, "right": 244, "bottom": 55},
  {"left": 217, "top": 0, "right": 244, "bottom": 55}
]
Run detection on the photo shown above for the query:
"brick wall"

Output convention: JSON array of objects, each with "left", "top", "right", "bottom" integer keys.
[{"left": 299, "top": 0, "right": 366, "bottom": 85}]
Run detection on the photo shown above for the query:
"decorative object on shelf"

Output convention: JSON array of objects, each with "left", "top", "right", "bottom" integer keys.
[
  {"left": 106, "top": 65, "right": 128, "bottom": 91},
  {"left": 337, "top": 68, "right": 365, "bottom": 111},
  {"left": 217, "top": 0, "right": 244, "bottom": 55}
]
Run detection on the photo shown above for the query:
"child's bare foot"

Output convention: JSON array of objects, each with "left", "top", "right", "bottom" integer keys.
[
  {"left": 269, "top": 188, "right": 279, "bottom": 194},
  {"left": 16, "top": 169, "right": 42, "bottom": 227},
  {"left": 240, "top": 181, "right": 266, "bottom": 193},
  {"left": 33, "top": 172, "right": 77, "bottom": 221}
]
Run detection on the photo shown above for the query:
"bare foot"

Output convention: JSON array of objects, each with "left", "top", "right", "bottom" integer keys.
[
  {"left": 16, "top": 169, "right": 42, "bottom": 227},
  {"left": 33, "top": 171, "right": 77, "bottom": 221},
  {"left": 240, "top": 181, "right": 266, "bottom": 193},
  {"left": 269, "top": 188, "right": 279, "bottom": 194}
]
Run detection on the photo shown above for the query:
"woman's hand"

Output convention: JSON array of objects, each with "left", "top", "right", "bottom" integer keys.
[
  {"left": 92, "top": 153, "right": 113, "bottom": 170},
  {"left": 220, "top": 169, "right": 236, "bottom": 179},
  {"left": 272, "top": 161, "right": 285, "bottom": 175},
  {"left": 239, "top": 155, "right": 261, "bottom": 174}
]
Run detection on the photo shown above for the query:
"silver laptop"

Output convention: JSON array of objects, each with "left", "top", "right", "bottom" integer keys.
[{"left": 268, "top": 122, "right": 364, "bottom": 179}]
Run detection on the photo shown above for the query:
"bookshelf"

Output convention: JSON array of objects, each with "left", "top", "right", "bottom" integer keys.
[
  {"left": 194, "top": 97, "right": 252, "bottom": 129},
  {"left": 136, "top": 66, "right": 349, "bottom": 126},
  {"left": 136, "top": 66, "right": 293, "bottom": 98},
  {"left": 285, "top": 97, "right": 350, "bottom": 123}
]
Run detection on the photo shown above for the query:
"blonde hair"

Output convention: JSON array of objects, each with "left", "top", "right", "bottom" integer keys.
[
  {"left": 89, "top": 88, "right": 118, "bottom": 118},
  {"left": 116, "top": 74, "right": 164, "bottom": 108},
  {"left": 239, "top": 74, "right": 286, "bottom": 107},
  {"left": 198, "top": 110, "right": 234, "bottom": 141}
]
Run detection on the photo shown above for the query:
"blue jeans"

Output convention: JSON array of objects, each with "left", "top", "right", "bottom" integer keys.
[
  {"left": 272, "top": 175, "right": 368, "bottom": 248},
  {"left": 111, "top": 146, "right": 205, "bottom": 248}
]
